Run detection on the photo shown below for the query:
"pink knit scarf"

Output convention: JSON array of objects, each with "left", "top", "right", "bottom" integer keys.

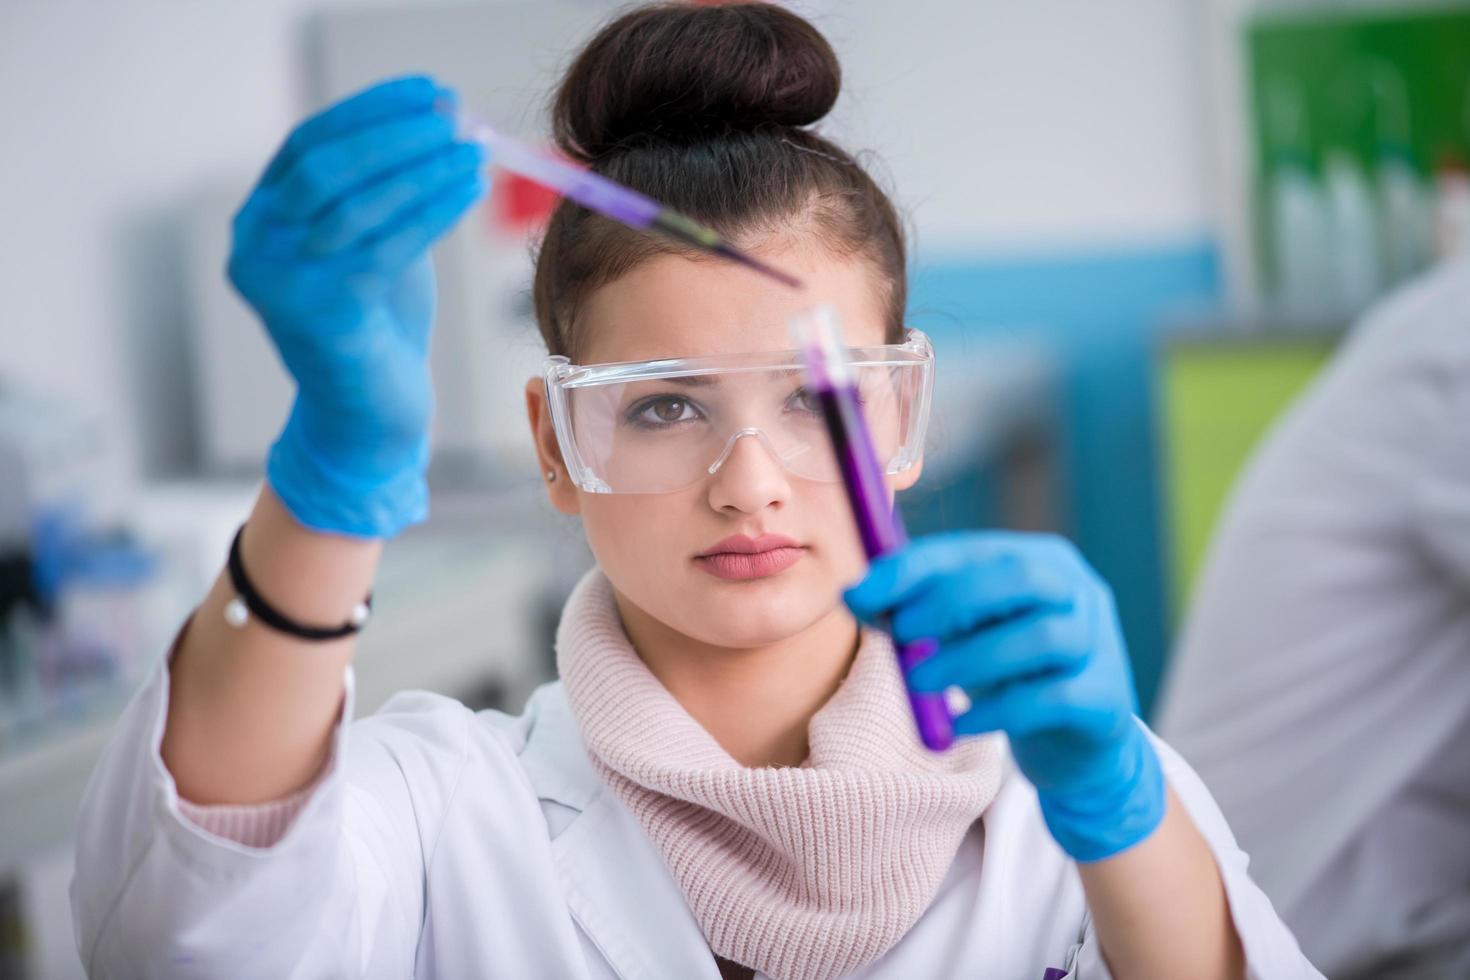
[{"left": 555, "top": 571, "right": 1005, "bottom": 980}]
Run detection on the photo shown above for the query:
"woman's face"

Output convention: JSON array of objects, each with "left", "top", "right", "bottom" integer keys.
[{"left": 527, "top": 238, "right": 920, "bottom": 649}]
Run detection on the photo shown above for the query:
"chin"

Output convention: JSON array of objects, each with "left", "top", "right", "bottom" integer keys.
[
  {"left": 677, "top": 609, "right": 817, "bottom": 650},
  {"left": 673, "top": 571, "right": 836, "bottom": 649}
]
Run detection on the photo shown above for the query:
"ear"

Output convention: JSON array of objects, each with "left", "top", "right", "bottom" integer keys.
[
  {"left": 891, "top": 453, "right": 924, "bottom": 494},
  {"left": 525, "top": 377, "right": 581, "bottom": 516}
]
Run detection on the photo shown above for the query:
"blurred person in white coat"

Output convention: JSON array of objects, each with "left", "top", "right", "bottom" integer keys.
[{"left": 1158, "top": 257, "right": 1470, "bottom": 979}]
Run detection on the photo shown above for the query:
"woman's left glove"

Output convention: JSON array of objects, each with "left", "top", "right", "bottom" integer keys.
[{"left": 844, "top": 531, "right": 1165, "bottom": 862}]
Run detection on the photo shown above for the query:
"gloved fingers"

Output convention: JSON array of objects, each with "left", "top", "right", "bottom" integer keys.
[
  {"left": 955, "top": 666, "right": 1129, "bottom": 746},
  {"left": 951, "top": 673, "right": 1078, "bottom": 740},
  {"left": 846, "top": 532, "right": 1075, "bottom": 627},
  {"left": 303, "top": 140, "right": 486, "bottom": 256},
  {"left": 269, "top": 110, "right": 461, "bottom": 223},
  {"left": 260, "top": 74, "right": 444, "bottom": 187},
  {"left": 905, "top": 606, "right": 1089, "bottom": 694},
  {"left": 228, "top": 205, "right": 313, "bottom": 281},
  {"left": 350, "top": 171, "right": 486, "bottom": 278},
  {"left": 226, "top": 218, "right": 314, "bottom": 307},
  {"left": 845, "top": 532, "right": 994, "bottom": 616},
  {"left": 883, "top": 555, "right": 1076, "bottom": 646},
  {"left": 230, "top": 188, "right": 274, "bottom": 247}
]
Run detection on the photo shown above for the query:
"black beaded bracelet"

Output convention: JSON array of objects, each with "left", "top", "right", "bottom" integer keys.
[{"left": 223, "top": 524, "right": 372, "bottom": 641}]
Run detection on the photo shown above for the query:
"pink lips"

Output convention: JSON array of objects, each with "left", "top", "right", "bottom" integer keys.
[{"left": 694, "top": 534, "right": 806, "bottom": 581}]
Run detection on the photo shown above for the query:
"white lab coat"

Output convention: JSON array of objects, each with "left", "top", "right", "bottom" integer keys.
[
  {"left": 71, "top": 640, "right": 1321, "bottom": 979},
  {"left": 1157, "top": 259, "right": 1470, "bottom": 978}
]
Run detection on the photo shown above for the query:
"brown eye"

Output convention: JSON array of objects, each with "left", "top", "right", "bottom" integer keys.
[
  {"left": 653, "top": 398, "right": 688, "bottom": 421},
  {"left": 788, "top": 387, "right": 823, "bottom": 414},
  {"left": 629, "top": 395, "right": 701, "bottom": 427}
]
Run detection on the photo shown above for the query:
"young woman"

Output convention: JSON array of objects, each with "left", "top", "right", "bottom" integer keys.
[{"left": 71, "top": 5, "right": 1320, "bottom": 978}]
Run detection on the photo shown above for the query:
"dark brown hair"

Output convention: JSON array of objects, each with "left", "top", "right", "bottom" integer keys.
[{"left": 531, "top": 1, "right": 907, "bottom": 359}]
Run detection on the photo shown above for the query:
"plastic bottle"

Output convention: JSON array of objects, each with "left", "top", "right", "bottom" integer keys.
[
  {"left": 1263, "top": 81, "right": 1332, "bottom": 319},
  {"left": 1323, "top": 149, "right": 1382, "bottom": 314},
  {"left": 1371, "top": 63, "right": 1431, "bottom": 284}
]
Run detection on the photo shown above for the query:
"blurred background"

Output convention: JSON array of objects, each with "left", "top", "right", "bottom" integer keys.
[{"left": 2, "top": 0, "right": 1468, "bottom": 975}]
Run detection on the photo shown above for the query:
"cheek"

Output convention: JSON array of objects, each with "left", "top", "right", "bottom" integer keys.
[
  {"left": 802, "top": 477, "right": 920, "bottom": 589},
  {"left": 578, "top": 495, "right": 684, "bottom": 579},
  {"left": 800, "top": 482, "right": 868, "bottom": 582}
]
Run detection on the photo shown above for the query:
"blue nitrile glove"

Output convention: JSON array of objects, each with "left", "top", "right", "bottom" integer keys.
[
  {"left": 844, "top": 531, "right": 1165, "bottom": 862},
  {"left": 227, "top": 74, "right": 488, "bottom": 537}
]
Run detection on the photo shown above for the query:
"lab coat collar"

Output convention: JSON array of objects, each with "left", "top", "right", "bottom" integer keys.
[
  {"left": 520, "top": 682, "right": 723, "bottom": 980},
  {"left": 518, "top": 681, "right": 602, "bottom": 812}
]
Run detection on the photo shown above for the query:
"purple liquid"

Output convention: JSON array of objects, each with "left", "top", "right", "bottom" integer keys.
[
  {"left": 814, "top": 381, "right": 954, "bottom": 752},
  {"left": 563, "top": 168, "right": 662, "bottom": 228}
]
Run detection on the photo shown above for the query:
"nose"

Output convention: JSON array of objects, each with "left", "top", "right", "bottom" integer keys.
[{"left": 706, "top": 429, "right": 793, "bottom": 514}]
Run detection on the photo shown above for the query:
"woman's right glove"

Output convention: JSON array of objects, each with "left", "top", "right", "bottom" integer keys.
[{"left": 227, "top": 74, "right": 488, "bottom": 538}]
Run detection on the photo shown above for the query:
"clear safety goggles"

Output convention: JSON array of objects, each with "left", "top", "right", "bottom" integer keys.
[{"left": 543, "top": 329, "right": 934, "bottom": 494}]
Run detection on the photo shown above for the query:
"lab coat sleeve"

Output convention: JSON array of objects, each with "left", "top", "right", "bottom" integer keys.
[
  {"left": 1068, "top": 729, "right": 1325, "bottom": 980},
  {"left": 1413, "top": 342, "right": 1470, "bottom": 592},
  {"left": 175, "top": 767, "right": 323, "bottom": 848},
  {"left": 69, "top": 627, "right": 480, "bottom": 979}
]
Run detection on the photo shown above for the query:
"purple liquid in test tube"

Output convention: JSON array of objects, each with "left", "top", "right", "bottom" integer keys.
[{"left": 791, "top": 305, "right": 955, "bottom": 752}]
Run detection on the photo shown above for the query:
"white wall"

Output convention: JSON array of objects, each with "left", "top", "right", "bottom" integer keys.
[
  {"left": 0, "top": 0, "right": 453, "bottom": 481},
  {"left": 814, "top": 0, "right": 1213, "bottom": 252}
]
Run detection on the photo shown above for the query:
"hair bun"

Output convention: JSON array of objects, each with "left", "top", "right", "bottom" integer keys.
[{"left": 552, "top": 2, "right": 840, "bottom": 162}]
